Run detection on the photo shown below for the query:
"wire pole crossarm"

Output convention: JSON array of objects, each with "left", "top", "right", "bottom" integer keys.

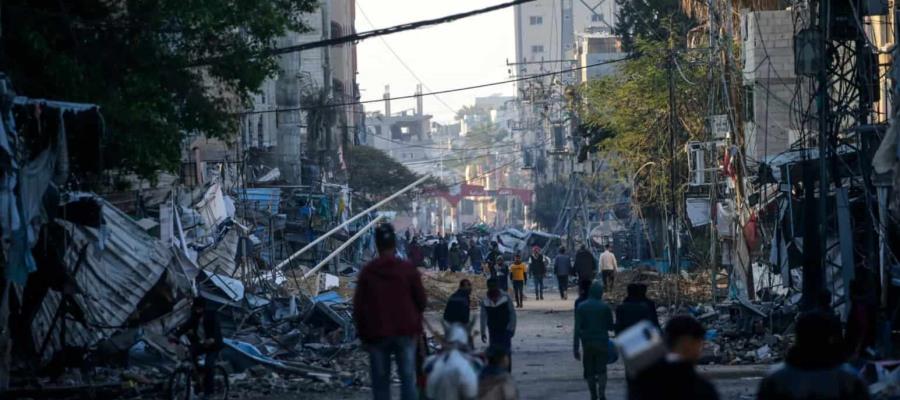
[
  {"left": 301, "top": 215, "right": 386, "bottom": 279},
  {"left": 275, "top": 175, "right": 430, "bottom": 271}
]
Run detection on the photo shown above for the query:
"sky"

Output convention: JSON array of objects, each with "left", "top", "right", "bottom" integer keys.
[{"left": 354, "top": 0, "right": 516, "bottom": 124}]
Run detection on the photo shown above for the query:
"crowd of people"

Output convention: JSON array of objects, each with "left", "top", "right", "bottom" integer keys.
[{"left": 352, "top": 223, "right": 872, "bottom": 400}]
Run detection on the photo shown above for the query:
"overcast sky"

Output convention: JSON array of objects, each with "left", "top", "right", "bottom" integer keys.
[{"left": 354, "top": 0, "right": 516, "bottom": 123}]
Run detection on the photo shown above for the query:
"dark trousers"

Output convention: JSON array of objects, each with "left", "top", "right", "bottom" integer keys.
[
  {"left": 557, "top": 275, "right": 569, "bottom": 299},
  {"left": 602, "top": 270, "right": 615, "bottom": 288},
  {"left": 512, "top": 280, "right": 525, "bottom": 307},
  {"left": 533, "top": 276, "right": 544, "bottom": 299},
  {"left": 191, "top": 350, "right": 219, "bottom": 396},
  {"left": 489, "top": 329, "right": 513, "bottom": 372}
]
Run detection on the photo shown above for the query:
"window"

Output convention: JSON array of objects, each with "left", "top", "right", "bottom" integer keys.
[
  {"left": 531, "top": 45, "right": 544, "bottom": 53},
  {"left": 529, "top": 16, "right": 543, "bottom": 25},
  {"left": 591, "top": 14, "right": 603, "bottom": 22}
]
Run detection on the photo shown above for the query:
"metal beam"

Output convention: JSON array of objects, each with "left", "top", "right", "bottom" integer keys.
[
  {"left": 275, "top": 175, "right": 429, "bottom": 271},
  {"left": 301, "top": 214, "right": 386, "bottom": 279}
]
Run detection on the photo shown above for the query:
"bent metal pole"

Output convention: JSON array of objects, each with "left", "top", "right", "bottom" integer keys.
[
  {"left": 301, "top": 214, "right": 386, "bottom": 279},
  {"left": 275, "top": 175, "right": 429, "bottom": 271}
]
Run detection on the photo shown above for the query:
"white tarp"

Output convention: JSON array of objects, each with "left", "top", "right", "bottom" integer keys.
[
  {"left": 195, "top": 183, "right": 228, "bottom": 229},
  {"left": 686, "top": 198, "right": 711, "bottom": 227}
]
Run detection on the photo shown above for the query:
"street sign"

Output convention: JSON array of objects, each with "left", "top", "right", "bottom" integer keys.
[
  {"left": 794, "top": 29, "right": 823, "bottom": 77},
  {"left": 709, "top": 114, "right": 730, "bottom": 139}
]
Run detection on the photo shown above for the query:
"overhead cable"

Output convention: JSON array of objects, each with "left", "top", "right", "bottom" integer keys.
[{"left": 190, "top": 0, "right": 536, "bottom": 67}]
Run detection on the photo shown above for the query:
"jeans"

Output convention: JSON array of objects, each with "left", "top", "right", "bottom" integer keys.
[
  {"left": 533, "top": 276, "right": 544, "bottom": 299},
  {"left": 582, "top": 343, "right": 608, "bottom": 400},
  {"left": 557, "top": 275, "right": 569, "bottom": 299},
  {"left": 489, "top": 329, "right": 513, "bottom": 372},
  {"left": 512, "top": 280, "right": 525, "bottom": 307},
  {"left": 602, "top": 270, "right": 615, "bottom": 288},
  {"left": 367, "top": 336, "right": 417, "bottom": 400}
]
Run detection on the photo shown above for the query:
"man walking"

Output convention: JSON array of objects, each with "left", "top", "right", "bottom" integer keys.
[
  {"left": 574, "top": 245, "right": 598, "bottom": 284},
  {"left": 554, "top": 247, "right": 573, "bottom": 299},
  {"left": 573, "top": 281, "right": 614, "bottom": 400},
  {"left": 509, "top": 254, "right": 528, "bottom": 308},
  {"left": 615, "top": 284, "right": 660, "bottom": 333},
  {"left": 448, "top": 242, "right": 463, "bottom": 272},
  {"left": 443, "top": 279, "right": 473, "bottom": 325},
  {"left": 631, "top": 316, "right": 718, "bottom": 400},
  {"left": 599, "top": 244, "right": 618, "bottom": 289},
  {"left": 528, "top": 246, "right": 547, "bottom": 300},
  {"left": 353, "top": 223, "right": 427, "bottom": 400},
  {"left": 486, "top": 242, "right": 501, "bottom": 276},
  {"left": 468, "top": 239, "right": 484, "bottom": 273},
  {"left": 434, "top": 236, "right": 450, "bottom": 271},
  {"left": 481, "top": 278, "right": 517, "bottom": 371}
]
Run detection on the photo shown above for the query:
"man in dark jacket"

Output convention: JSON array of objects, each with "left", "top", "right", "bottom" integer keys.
[
  {"left": 615, "top": 284, "right": 660, "bottom": 333},
  {"left": 554, "top": 247, "right": 573, "bottom": 299},
  {"left": 486, "top": 241, "right": 502, "bottom": 276},
  {"left": 353, "top": 223, "right": 427, "bottom": 400},
  {"left": 756, "top": 312, "right": 869, "bottom": 400},
  {"left": 528, "top": 246, "right": 547, "bottom": 300},
  {"left": 434, "top": 236, "right": 449, "bottom": 271},
  {"left": 574, "top": 281, "right": 614, "bottom": 400},
  {"left": 631, "top": 316, "right": 718, "bottom": 400},
  {"left": 448, "top": 242, "right": 463, "bottom": 272},
  {"left": 468, "top": 239, "right": 484, "bottom": 273},
  {"left": 574, "top": 245, "right": 598, "bottom": 284},
  {"left": 481, "top": 278, "right": 517, "bottom": 371},
  {"left": 443, "top": 279, "right": 472, "bottom": 325}
]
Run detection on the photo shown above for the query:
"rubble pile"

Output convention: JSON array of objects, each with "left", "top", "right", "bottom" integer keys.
[
  {"left": 421, "top": 270, "right": 488, "bottom": 310},
  {"left": 610, "top": 268, "right": 717, "bottom": 305}
]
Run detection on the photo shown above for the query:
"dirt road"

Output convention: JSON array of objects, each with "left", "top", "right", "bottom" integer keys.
[{"left": 303, "top": 291, "right": 769, "bottom": 400}]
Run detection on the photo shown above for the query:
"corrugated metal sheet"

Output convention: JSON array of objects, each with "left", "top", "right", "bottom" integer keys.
[
  {"left": 31, "top": 197, "right": 178, "bottom": 361},
  {"left": 197, "top": 228, "right": 239, "bottom": 277}
]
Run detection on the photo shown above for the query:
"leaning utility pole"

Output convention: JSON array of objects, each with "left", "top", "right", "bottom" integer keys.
[{"left": 665, "top": 32, "right": 679, "bottom": 275}]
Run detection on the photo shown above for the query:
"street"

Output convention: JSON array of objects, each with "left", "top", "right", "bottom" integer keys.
[{"left": 303, "top": 292, "right": 768, "bottom": 400}]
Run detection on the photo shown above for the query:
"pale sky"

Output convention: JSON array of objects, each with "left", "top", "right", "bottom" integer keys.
[{"left": 355, "top": 0, "right": 516, "bottom": 123}]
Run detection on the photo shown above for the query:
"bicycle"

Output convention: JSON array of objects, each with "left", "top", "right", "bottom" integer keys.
[{"left": 167, "top": 341, "right": 230, "bottom": 400}]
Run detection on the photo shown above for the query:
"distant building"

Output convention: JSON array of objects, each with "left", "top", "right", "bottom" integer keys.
[
  {"left": 576, "top": 34, "right": 624, "bottom": 82},
  {"left": 241, "top": 0, "right": 360, "bottom": 184}
]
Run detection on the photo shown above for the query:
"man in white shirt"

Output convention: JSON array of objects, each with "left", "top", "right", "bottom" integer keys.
[{"left": 599, "top": 244, "right": 618, "bottom": 289}]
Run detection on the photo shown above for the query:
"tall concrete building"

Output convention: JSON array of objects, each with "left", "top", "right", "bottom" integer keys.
[{"left": 243, "top": 0, "right": 360, "bottom": 184}]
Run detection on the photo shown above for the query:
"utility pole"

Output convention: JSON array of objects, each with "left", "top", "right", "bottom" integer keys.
[
  {"left": 665, "top": 30, "right": 679, "bottom": 275},
  {"left": 707, "top": 0, "right": 720, "bottom": 302}
]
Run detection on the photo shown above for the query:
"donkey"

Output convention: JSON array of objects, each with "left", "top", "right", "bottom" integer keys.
[{"left": 424, "top": 319, "right": 482, "bottom": 400}]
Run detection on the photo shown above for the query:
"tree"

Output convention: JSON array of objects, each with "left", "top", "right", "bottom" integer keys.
[
  {"left": 346, "top": 146, "right": 441, "bottom": 209},
  {"left": 2, "top": 0, "right": 318, "bottom": 179},
  {"left": 580, "top": 39, "right": 709, "bottom": 212},
  {"left": 614, "top": 0, "right": 693, "bottom": 52}
]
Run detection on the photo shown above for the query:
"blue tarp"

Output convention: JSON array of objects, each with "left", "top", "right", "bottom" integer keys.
[
  {"left": 313, "top": 291, "right": 346, "bottom": 305},
  {"left": 222, "top": 338, "right": 287, "bottom": 372},
  {"left": 239, "top": 188, "right": 281, "bottom": 213}
]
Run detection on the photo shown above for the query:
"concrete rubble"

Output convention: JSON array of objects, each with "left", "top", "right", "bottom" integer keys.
[{"left": 0, "top": 94, "right": 372, "bottom": 398}]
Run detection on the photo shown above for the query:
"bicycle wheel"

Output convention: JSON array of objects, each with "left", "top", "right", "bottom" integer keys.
[
  {"left": 209, "top": 365, "right": 230, "bottom": 400},
  {"left": 167, "top": 367, "right": 193, "bottom": 400}
]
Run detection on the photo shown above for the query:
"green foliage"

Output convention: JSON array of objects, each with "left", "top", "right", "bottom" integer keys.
[
  {"left": 3, "top": 0, "right": 317, "bottom": 178},
  {"left": 580, "top": 40, "right": 710, "bottom": 211},
  {"left": 614, "top": 0, "right": 693, "bottom": 52},
  {"left": 346, "top": 146, "right": 442, "bottom": 209}
]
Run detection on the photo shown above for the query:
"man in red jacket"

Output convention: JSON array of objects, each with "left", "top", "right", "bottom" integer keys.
[{"left": 353, "top": 222, "right": 427, "bottom": 400}]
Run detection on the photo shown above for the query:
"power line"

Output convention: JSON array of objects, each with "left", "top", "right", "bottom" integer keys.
[
  {"left": 357, "top": 2, "right": 458, "bottom": 116},
  {"left": 239, "top": 56, "right": 634, "bottom": 115},
  {"left": 189, "top": 0, "right": 537, "bottom": 67}
]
